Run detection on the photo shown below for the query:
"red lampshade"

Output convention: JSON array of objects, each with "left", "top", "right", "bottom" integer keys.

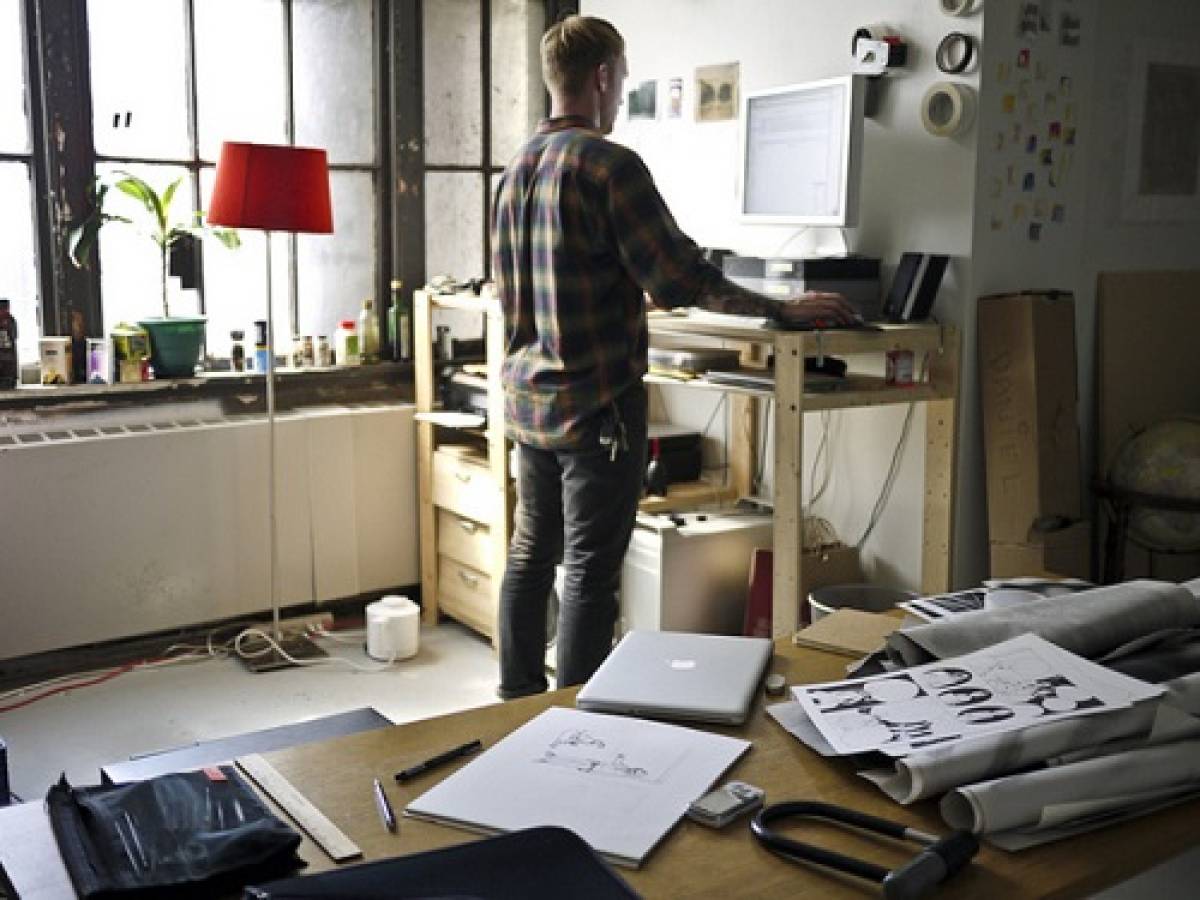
[{"left": 207, "top": 141, "right": 333, "bottom": 234}]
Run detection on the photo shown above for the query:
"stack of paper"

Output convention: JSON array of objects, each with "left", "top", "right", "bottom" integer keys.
[{"left": 791, "top": 633, "right": 1163, "bottom": 757}]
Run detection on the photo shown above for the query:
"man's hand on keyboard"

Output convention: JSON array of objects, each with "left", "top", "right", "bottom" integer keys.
[{"left": 776, "top": 291, "right": 863, "bottom": 329}]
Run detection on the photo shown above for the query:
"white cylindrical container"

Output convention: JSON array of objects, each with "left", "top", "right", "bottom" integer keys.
[{"left": 366, "top": 595, "right": 420, "bottom": 661}]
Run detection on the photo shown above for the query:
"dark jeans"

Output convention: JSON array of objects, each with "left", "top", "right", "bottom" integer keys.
[{"left": 498, "top": 385, "right": 648, "bottom": 699}]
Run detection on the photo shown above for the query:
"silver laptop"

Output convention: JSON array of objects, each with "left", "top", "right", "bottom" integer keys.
[{"left": 576, "top": 630, "right": 773, "bottom": 725}]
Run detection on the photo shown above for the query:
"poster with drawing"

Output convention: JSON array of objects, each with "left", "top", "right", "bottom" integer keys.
[{"left": 793, "top": 633, "right": 1160, "bottom": 757}]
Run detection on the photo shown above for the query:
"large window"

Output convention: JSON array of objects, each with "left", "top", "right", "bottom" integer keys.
[
  {"left": 2, "top": 0, "right": 549, "bottom": 382},
  {"left": 0, "top": 0, "right": 39, "bottom": 366},
  {"left": 423, "top": 0, "right": 544, "bottom": 337},
  {"left": 87, "top": 0, "right": 379, "bottom": 358}
]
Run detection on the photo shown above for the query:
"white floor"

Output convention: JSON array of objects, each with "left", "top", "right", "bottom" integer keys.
[{"left": 0, "top": 621, "right": 500, "bottom": 801}]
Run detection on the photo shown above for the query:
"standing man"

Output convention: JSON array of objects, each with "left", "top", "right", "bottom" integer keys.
[{"left": 492, "top": 15, "right": 859, "bottom": 699}]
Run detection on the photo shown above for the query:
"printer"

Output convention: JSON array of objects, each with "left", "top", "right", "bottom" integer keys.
[{"left": 723, "top": 254, "right": 882, "bottom": 321}]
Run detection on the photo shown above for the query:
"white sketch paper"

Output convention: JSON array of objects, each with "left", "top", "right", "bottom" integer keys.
[
  {"left": 793, "top": 634, "right": 1162, "bottom": 756},
  {"left": 405, "top": 707, "right": 750, "bottom": 867}
]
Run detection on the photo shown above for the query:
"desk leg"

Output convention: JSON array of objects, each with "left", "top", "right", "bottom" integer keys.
[
  {"left": 921, "top": 332, "right": 960, "bottom": 594},
  {"left": 415, "top": 294, "right": 439, "bottom": 626},
  {"left": 773, "top": 333, "right": 804, "bottom": 637},
  {"left": 486, "top": 309, "right": 508, "bottom": 649}
]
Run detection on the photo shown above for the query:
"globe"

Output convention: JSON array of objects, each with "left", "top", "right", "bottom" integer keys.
[{"left": 1109, "top": 418, "right": 1200, "bottom": 552}]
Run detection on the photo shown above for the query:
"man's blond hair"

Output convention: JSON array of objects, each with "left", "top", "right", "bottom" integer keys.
[{"left": 540, "top": 15, "right": 624, "bottom": 97}]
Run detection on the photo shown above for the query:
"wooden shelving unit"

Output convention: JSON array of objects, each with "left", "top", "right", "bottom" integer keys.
[
  {"left": 414, "top": 290, "right": 511, "bottom": 643},
  {"left": 647, "top": 314, "right": 961, "bottom": 637},
  {"left": 416, "top": 295, "right": 960, "bottom": 642}
]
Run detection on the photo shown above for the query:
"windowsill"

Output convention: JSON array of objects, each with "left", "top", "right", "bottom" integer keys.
[{"left": 0, "top": 361, "right": 415, "bottom": 413}]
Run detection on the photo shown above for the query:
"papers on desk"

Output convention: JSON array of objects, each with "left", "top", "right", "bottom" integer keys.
[
  {"left": 0, "top": 801, "right": 76, "bottom": 900},
  {"left": 792, "top": 634, "right": 1163, "bottom": 757},
  {"left": 405, "top": 707, "right": 750, "bottom": 867}
]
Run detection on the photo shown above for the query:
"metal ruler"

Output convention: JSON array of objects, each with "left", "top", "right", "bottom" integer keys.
[{"left": 237, "top": 753, "right": 362, "bottom": 863}]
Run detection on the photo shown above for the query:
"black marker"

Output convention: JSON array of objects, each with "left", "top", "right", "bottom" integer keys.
[
  {"left": 373, "top": 777, "right": 397, "bottom": 832},
  {"left": 395, "top": 738, "right": 483, "bottom": 782}
]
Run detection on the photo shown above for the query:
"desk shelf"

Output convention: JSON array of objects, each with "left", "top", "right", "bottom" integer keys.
[{"left": 648, "top": 315, "right": 961, "bottom": 636}]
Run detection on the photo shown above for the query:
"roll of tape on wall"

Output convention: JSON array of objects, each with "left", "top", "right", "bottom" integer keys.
[
  {"left": 936, "top": 31, "right": 975, "bottom": 74},
  {"left": 939, "top": 0, "right": 974, "bottom": 16},
  {"left": 921, "top": 81, "right": 976, "bottom": 137}
]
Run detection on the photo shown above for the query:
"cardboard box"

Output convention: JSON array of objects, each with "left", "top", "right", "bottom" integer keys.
[
  {"left": 979, "top": 291, "right": 1082, "bottom": 543},
  {"left": 743, "top": 543, "right": 863, "bottom": 635},
  {"left": 989, "top": 520, "right": 1091, "bottom": 580}
]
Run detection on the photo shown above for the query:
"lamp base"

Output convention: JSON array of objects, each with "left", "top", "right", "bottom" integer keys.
[{"left": 238, "top": 633, "right": 330, "bottom": 673}]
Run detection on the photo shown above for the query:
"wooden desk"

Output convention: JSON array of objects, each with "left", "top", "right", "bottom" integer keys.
[{"left": 262, "top": 643, "right": 1199, "bottom": 899}]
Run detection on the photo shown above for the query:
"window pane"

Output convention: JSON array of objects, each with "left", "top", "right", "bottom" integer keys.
[
  {"left": 0, "top": 0, "right": 28, "bottom": 153},
  {"left": 424, "top": 0, "right": 482, "bottom": 166},
  {"left": 195, "top": 0, "right": 287, "bottom": 161},
  {"left": 490, "top": 0, "right": 543, "bottom": 167},
  {"left": 0, "top": 162, "right": 38, "bottom": 363},
  {"left": 88, "top": 0, "right": 189, "bottom": 160},
  {"left": 200, "top": 168, "right": 290, "bottom": 360},
  {"left": 293, "top": 0, "right": 376, "bottom": 166},
  {"left": 96, "top": 163, "right": 194, "bottom": 335},
  {"left": 297, "top": 170, "right": 375, "bottom": 341},
  {"left": 426, "top": 171, "right": 483, "bottom": 280}
]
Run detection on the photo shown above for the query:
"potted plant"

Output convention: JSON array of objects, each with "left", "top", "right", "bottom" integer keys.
[{"left": 68, "top": 172, "right": 240, "bottom": 378}]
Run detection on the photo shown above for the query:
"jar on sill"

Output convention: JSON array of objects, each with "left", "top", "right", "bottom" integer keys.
[
  {"left": 335, "top": 319, "right": 360, "bottom": 366},
  {"left": 316, "top": 335, "right": 332, "bottom": 367},
  {"left": 230, "top": 329, "right": 246, "bottom": 372}
]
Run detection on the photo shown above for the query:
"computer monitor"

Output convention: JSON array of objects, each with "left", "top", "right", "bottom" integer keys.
[{"left": 739, "top": 74, "right": 866, "bottom": 227}]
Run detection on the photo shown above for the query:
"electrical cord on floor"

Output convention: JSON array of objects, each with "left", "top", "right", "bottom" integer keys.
[
  {"left": 232, "top": 627, "right": 400, "bottom": 674},
  {"left": 0, "top": 620, "right": 397, "bottom": 715}
]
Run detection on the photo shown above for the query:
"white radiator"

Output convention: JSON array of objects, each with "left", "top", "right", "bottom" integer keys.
[{"left": 0, "top": 404, "right": 419, "bottom": 660}]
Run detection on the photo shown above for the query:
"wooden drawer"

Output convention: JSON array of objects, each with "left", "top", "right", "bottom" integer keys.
[
  {"left": 437, "top": 507, "right": 493, "bottom": 573},
  {"left": 437, "top": 554, "right": 495, "bottom": 637},
  {"left": 433, "top": 449, "right": 499, "bottom": 523}
]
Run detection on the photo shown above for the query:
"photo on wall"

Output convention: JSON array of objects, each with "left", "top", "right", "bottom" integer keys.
[
  {"left": 627, "top": 80, "right": 657, "bottom": 120},
  {"left": 695, "top": 62, "right": 739, "bottom": 122}
]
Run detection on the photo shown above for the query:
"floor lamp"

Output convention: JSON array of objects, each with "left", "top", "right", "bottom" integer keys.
[{"left": 208, "top": 141, "right": 333, "bottom": 672}]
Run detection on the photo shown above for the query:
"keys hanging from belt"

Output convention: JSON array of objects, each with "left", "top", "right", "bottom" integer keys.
[{"left": 598, "top": 403, "right": 629, "bottom": 462}]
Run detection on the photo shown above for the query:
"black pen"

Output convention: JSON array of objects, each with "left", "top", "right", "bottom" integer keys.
[
  {"left": 395, "top": 738, "right": 483, "bottom": 782},
  {"left": 372, "top": 777, "right": 397, "bottom": 832}
]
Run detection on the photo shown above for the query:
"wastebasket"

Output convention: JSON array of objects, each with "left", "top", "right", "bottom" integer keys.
[{"left": 808, "top": 583, "right": 916, "bottom": 622}]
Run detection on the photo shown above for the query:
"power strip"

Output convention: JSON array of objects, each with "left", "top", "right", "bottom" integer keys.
[{"left": 271, "top": 612, "right": 335, "bottom": 636}]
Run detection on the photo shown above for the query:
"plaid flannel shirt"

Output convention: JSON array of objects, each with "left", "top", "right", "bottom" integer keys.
[{"left": 492, "top": 115, "right": 724, "bottom": 449}]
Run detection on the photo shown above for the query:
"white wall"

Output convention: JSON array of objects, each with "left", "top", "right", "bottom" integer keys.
[
  {"left": 588, "top": 0, "right": 983, "bottom": 588},
  {"left": 973, "top": 0, "right": 1200, "bottom": 580}
]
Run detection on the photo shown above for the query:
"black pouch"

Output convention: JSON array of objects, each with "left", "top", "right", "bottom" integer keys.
[
  {"left": 244, "top": 826, "right": 641, "bottom": 900},
  {"left": 46, "top": 766, "right": 304, "bottom": 899}
]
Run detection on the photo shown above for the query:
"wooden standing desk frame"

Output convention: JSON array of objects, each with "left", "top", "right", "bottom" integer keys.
[
  {"left": 646, "top": 317, "right": 961, "bottom": 636},
  {"left": 259, "top": 640, "right": 1200, "bottom": 899}
]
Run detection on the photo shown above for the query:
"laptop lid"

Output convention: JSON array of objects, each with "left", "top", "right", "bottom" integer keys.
[{"left": 576, "top": 631, "right": 773, "bottom": 726}]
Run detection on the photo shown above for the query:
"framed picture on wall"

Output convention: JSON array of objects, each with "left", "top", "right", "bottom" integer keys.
[{"left": 1121, "top": 39, "right": 1200, "bottom": 222}]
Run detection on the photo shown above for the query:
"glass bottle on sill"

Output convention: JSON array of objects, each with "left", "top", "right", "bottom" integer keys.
[
  {"left": 358, "top": 297, "right": 380, "bottom": 364},
  {"left": 230, "top": 329, "right": 246, "bottom": 372},
  {"left": 0, "top": 297, "right": 18, "bottom": 390}
]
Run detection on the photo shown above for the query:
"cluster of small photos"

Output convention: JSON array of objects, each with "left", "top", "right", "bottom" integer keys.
[{"left": 989, "top": 0, "right": 1083, "bottom": 242}]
